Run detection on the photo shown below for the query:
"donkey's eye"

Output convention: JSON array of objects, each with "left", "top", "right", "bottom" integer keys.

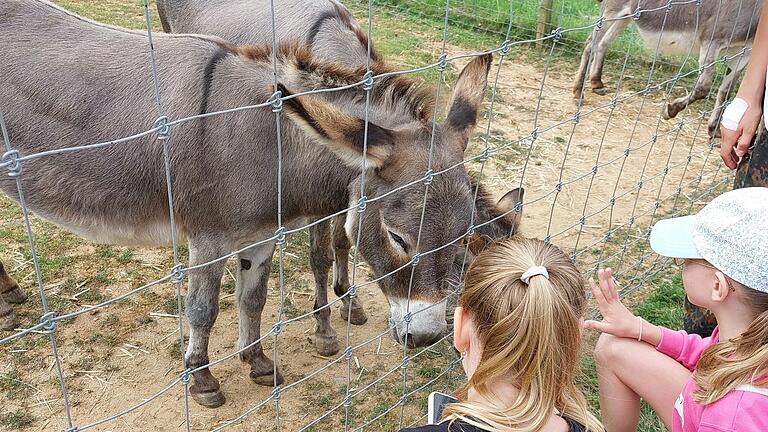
[{"left": 389, "top": 231, "right": 409, "bottom": 253}]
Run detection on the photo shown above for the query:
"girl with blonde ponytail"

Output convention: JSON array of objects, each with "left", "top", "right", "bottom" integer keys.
[
  {"left": 586, "top": 187, "right": 768, "bottom": 432},
  {"left": 402, "top": 236, "right": 603, "bottom": 432}
]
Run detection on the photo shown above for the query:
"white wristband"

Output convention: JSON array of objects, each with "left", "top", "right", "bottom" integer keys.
[{"left": 721, "top": 98, "right": 749, "bottom": 131}]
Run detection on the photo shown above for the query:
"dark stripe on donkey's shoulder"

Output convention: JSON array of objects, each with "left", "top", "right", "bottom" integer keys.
[{"left": 199, "top": 48, "right": 231, "bottom": 115}]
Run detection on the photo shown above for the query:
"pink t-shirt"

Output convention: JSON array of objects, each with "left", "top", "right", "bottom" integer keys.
[{"left": 656, "top": 327, "right": 768, "bottom": 432}]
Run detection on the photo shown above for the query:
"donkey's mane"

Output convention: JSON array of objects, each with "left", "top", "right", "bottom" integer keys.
[{"left": 216, "top": 40, "right": 436, "bottom": 124}]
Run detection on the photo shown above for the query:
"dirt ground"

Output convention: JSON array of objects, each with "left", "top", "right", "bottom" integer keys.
[{"left": 0, "top": 10, "right": 727, "bottom": 432}]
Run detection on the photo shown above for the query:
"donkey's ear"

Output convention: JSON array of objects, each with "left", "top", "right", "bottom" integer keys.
[
  {"left": 278, "top": 84, "right": 395, "bottom": 168},
  {"left": 444, "top": 54, "right": 493, "bottom": 149},
  {"left": 497, "top": 187, "right": 524, "bottom": 231}
]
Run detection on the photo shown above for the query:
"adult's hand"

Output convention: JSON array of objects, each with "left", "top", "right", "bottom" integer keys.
[{"left": 721, "top": 104, "right": 763, "bottom": 170}]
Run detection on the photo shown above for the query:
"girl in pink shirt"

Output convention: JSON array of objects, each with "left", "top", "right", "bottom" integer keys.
[{"left": 583, "top": 187, "right": 768, "bottom": 432}]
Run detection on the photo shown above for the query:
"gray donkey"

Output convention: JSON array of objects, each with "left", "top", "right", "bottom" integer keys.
[
  {"left": 155, "top": 0, "right": 524, "bottom": 360},
  {"left": 1, "top": 0, "right": 495, "bottom": 407},
  {"left": 573, "top": 0, "right": 761, "bottom": 137}
]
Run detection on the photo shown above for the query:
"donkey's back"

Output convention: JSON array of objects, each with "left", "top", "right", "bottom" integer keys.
[
  {"left": 157, "top": 0, "right": 371, "bottom": 67},
  {"left": 0, "top": 0, "right": 263, "bottom": 245}
]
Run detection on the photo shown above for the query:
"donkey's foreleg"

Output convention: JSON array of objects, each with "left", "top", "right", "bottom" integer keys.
[
  {"left": 586, "top": 19, "right": 630, "bottom": 96},
  {"left": 236, "top": 244, "right": 284, "bottom": 387},
  {"left": 185, "top": 242, "right": 228, "bottom": 408},
  {"left": 333, "top": 215, "right": 367, "bottom": 325},
  {"left": 309, "top": 221, "right": 340, "bottom": 356},
  {"left": 707, "top": 53, "right": 750, "bottom": 138},
  {"left": 665, "top": 43, "right": 722, "bottom": 120},
  {"left": 0, "top": 293, "right": 17, "bottom": 331},
  {"left": 0, "top": 260, "right": 27, "bottom": 305},
  {"left": 573, "top": 34, "right": 595, "bottom": 100}
]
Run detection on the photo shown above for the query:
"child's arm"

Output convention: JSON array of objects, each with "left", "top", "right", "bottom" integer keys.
[
  {"left": 654, "top": 327, "right": 715, "bottom": 371},
  {"left": 584, "top": 269, "right": 710, "bottom": 369}
]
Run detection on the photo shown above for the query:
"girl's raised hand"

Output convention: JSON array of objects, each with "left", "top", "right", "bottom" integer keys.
[{"left": 583, "top": 268, "right": 639, "bottom": 339}]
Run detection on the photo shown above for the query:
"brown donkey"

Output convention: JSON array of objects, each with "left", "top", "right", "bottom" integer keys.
[{"left": 1, "top": 0, "right": 496, "bottom": 407}]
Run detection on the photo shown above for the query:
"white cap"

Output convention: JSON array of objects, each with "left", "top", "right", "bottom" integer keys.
[{"left": 650, "top": 187, "right": 768, "bottom": 293}]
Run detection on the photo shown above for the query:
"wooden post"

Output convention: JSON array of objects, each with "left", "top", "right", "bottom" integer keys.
[
  {"left": 536, "top": 0, "right": 554, "bottom": 49},
  {"left": 684, "top": 122, "right": 768, "bottom": 337}
]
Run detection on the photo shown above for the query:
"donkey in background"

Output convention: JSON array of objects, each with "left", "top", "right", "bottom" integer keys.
[
  {"left": 573, "top": 0, "right": 762, "bottom": 137},
  {"left": 2, "top": 0, "right": 496, "bottom": 408},
  {"left": 156, "top": 0, "right": 524, "bottom": 358}
]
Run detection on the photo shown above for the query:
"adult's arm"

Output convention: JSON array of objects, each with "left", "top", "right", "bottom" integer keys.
[{"left": 721, "top": 4, "right": 768, "bottom": 169}]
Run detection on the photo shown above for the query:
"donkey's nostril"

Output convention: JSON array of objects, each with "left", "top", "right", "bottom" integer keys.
[{"left": 405, "top": 332, "right": 441, "bottom": 349}]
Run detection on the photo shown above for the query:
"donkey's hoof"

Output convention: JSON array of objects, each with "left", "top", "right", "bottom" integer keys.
[
  {"left": 249, "top": 369, "right": 284, "bottom": 387},
  {"left": 0, "top": 311, "right": 19, "bottom": 331},
  {"left": 340, "top": 305, "right": 368, "bottom": 326},
  {"left": 3, "top": 287, "right": 27, "bottom": 305},
  {"left": 190, "top": 388, "right": 226, "bottom": 408},
  {"left": 662, "top": 104, "right": 675, "bottom": 120},
  {"left": 313, "top": 333, "right": 340, "bottom": 357},
  {"left": 591, "top": 86, "right": 608, "bottom": 96}
]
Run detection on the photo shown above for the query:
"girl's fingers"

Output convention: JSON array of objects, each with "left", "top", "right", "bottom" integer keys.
[
  {"left": 598, "top": 269, "right": 614, "bottom": 303},
  {"left": 589, "top": 277, "right": 607, "bottom": 305},
  {"left": 583, "top": 319, "right": 611, "bottom": 334}
]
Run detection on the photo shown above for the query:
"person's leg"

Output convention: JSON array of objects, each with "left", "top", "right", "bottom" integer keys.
[{"left": 594, "top": 334, "right": 691, "bottom": 432}]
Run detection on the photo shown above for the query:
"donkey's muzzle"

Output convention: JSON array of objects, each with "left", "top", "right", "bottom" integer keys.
[{"left": 388, "top": 297, "right": 448, "bottom": 348}]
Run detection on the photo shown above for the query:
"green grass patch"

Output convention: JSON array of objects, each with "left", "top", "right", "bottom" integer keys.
[{"left": 0, "top": 410, "right": 35, "bottom": 430}]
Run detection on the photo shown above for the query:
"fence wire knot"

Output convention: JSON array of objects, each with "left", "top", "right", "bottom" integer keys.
[
  {"left": 270, "top": 90, "right": 283, "bottom": 113},
  {"left": 595, "top": 16, "right": 605, "bottom": 30},
  {"left": 666, "top": 0, "right": 673, "bottom": 13},
  {"left": 551, "top": 27, "right": 562, "bottom": 43},
  {"left": 530, "top": 128, "right": 539, "bottom": 142},
  {"left": 632, "top": 8, "right": 642, "bottom": 20},
  {"left": 479, "top": 147, "right": 490, "bottom": 162},
  {"left": 609, "top": 197, "right": 616, "bottom": 207},
  {"left": 40, "top": 311, "right": 57, "bottom": 334},
  {"left": 695, "top": 0, "right": 702, "bottom": 5},
  {"left": 348, "top": 284, "right": 358, "bottom": 298},
  {"left": 643, "top": 84, "right": 653, "bottom": 96},
  {"left": 153, "top": 116, "right": 170, "bottom": 141},
  {"left": 401, "top": 356, "right": 410, "bottom": 369},
  {"left": 579, "top": 216, "right": 587, "bottom": 226},
  {"left": 423, "top": 169, "right": 434, "bottom": 185},
  {"left": 180, "top": 369, "right": 192, "bottom": 384},
  {"left": 514, "top": 200, "right": 523, "bottom": 214},
  {"left": 66, "top": 427, "right": 79, "bottom": 432},
  {"left": 344, "top": 346, "right": 353, "bottom": 360},
  {"left": 554, "top": 182, "right": 563, "bottom": 193},
  {"left": 275, "top": 226, "right": 286, "bottom": 245},
  {"left": 2, "top": 149, "right": 21, "bottom": 177},
  {"left": 436, "top": 53, "right": 448, "bottom": 73},
  {"left": 465, "top": 225, "right": 475, "bottom": 238},
  {"left": 610, "top": 97, "right": 618, "bottom": 109},
  {"left": 272, "top": 321, "right": 283, "bottom": 335},
  {"left": 411, "top": 253, "right": 421, "bottom": 267},
  {"left": 663, "top": 166, "right": 670, "bottom": 176},
  {"left": 655, "top": 200, "right": 662, "bottom": 210},
  {"left": 171, "top": 264, "right": 185, "bottom": 283},
  {"left": 272, "top": 386, "right": 281, "bottom": 401},
  {"left": 573, "top": 111, "right": 581, "bottom": 124},
  {"left": 543, "top": 235, "right": 551, "bottom": 245},
  {"left": 343, "top": 393, "right": 353, "bottom": 407},
  {"left": 357, "top": 195, "right": 368, "bottom": 213},
  {"left": 592, "top": 165, "right": 599, "bottom": 175},
  {"left": 651, "top": 134, "right": 658, "bottom": 145},
  {"left": 400, "top": 394, "right": 409, "bottom": 405},
  {"left": 362, "top": 70, "right": 375, "bottom": 91},
  {"left": 624, "top": 148, "right": 631, "bottom": 157},
  {"left": 500, "top": 39, "right": 511, "bottom": 56},
  {"left": 637, "top": 180, "right": 644, "bottom": 191},
  {"left": 403, "top": 312, "right": 413, "bottom": 324}
]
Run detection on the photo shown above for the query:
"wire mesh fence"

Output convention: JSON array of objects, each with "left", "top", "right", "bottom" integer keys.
[{"left": 0, "top": 0, "right": 755, "bottom": 430}]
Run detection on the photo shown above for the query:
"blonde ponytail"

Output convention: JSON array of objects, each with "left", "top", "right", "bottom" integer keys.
[{"left": 442, "top": 237, "right": 603, "bottom": 432}]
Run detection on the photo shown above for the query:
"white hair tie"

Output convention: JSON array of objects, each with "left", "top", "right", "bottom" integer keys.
[{"left": 520, "top": 266, "right": 549, "bottom": 284}]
